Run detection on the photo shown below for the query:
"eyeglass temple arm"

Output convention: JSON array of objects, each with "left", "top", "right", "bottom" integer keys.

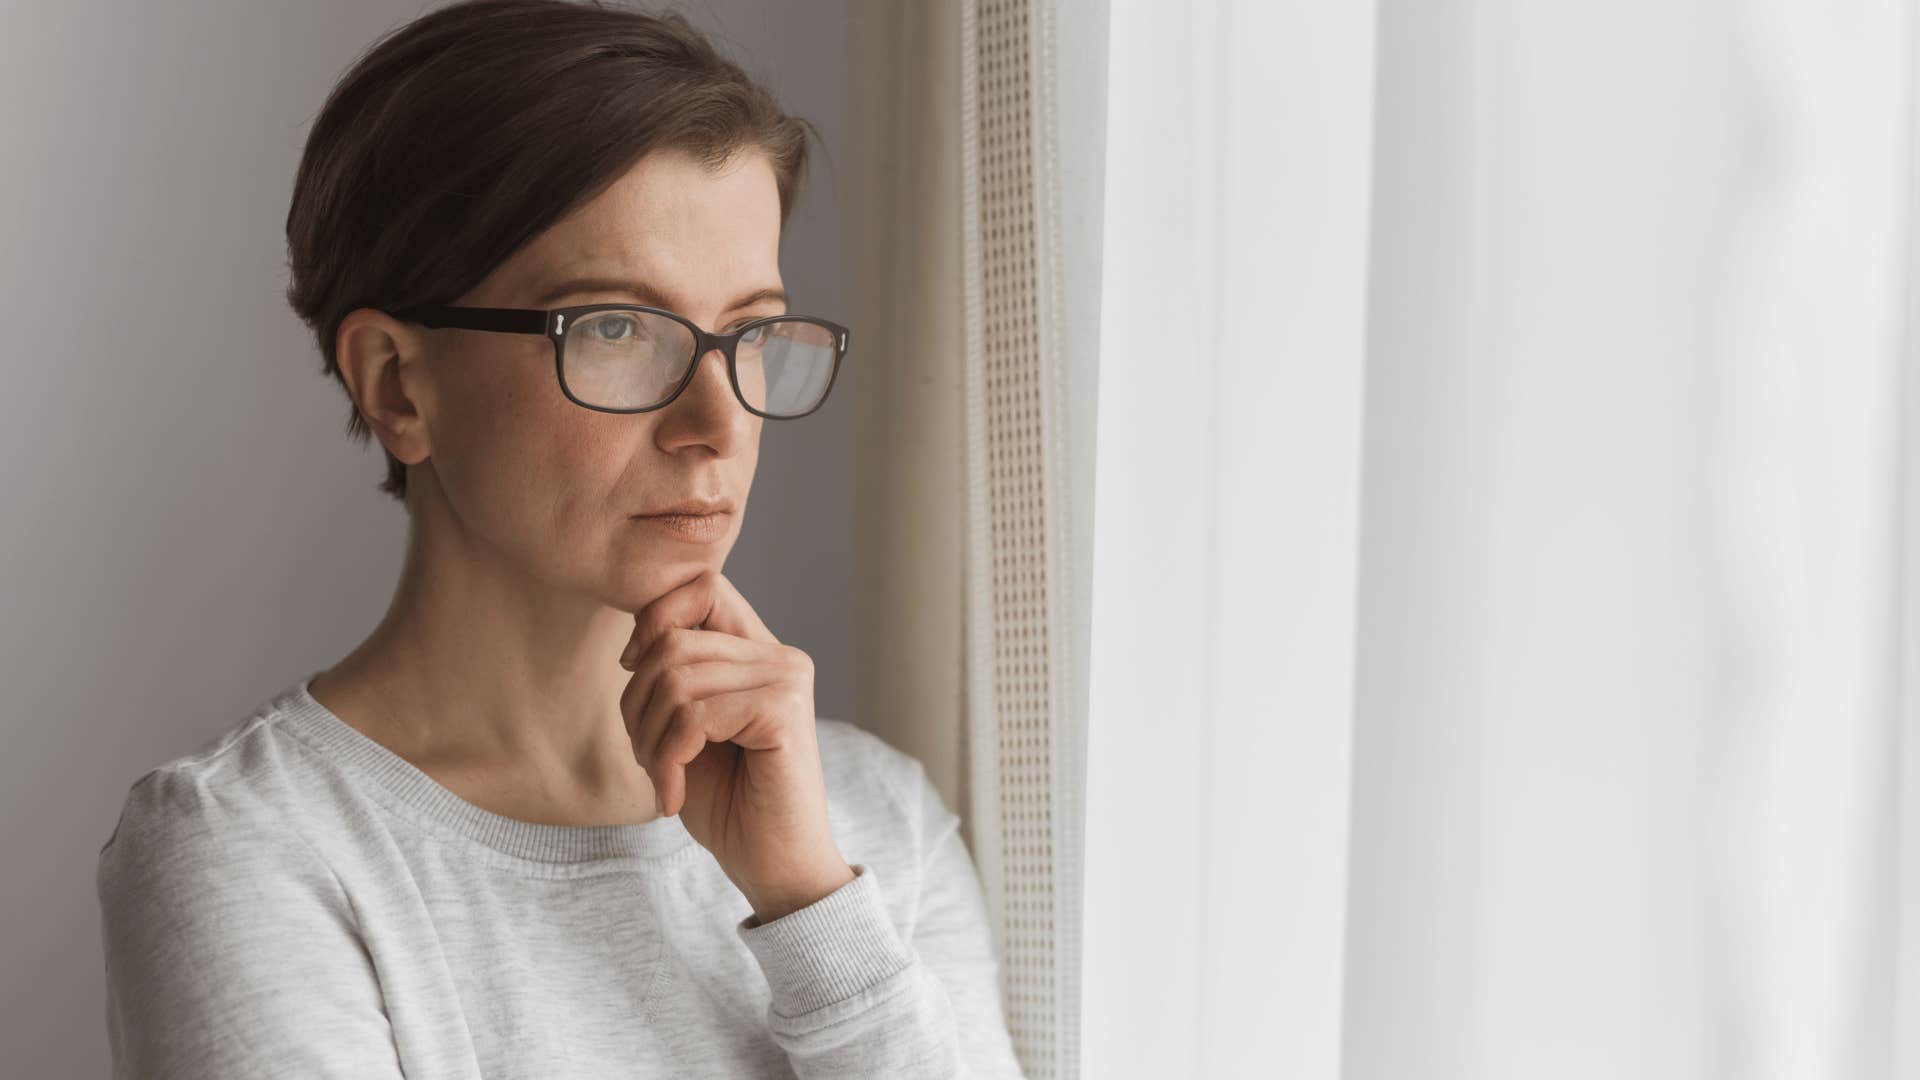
[{"left": 390, "top": 306, "right": 549, "bottom": 335}]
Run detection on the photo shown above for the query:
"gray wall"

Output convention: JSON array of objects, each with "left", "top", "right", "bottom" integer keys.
[{"left": 0, "top": 2, "right": 850, "bottom": 1073}]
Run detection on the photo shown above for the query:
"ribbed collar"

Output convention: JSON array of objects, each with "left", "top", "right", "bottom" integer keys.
[{"left": 273, "top": 669, "right": 695, "bottom": 865}]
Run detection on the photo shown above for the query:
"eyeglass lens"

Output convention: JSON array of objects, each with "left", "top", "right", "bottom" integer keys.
[{"left": 560, "top": 310, "right": 837, "bottom": 416}]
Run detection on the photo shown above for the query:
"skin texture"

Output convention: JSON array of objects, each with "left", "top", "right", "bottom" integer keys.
[{"left": 312, "top": 146, "right": 854, "bottom": 922}]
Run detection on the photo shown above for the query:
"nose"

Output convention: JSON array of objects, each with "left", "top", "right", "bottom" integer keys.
[{"left": 653, "top": 345, "right": 755, "bottom": 453}]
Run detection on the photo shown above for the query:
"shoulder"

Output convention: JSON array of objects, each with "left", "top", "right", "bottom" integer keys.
[
  {"left": 813, "top": 716, "right": 934, "bottom": 816},
  {"left": 811, "top": 716, "right": 961, "bottom": 862},
  {"left": 97, "top": 682, "right": 335, "bottom": 908},
  {"left": 93, "top": 692, "right": 387, "bottom": 1076}
]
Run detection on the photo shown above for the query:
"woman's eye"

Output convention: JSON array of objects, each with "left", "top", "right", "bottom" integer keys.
[
  {"left": 591, "top": 317, "right": 635, "bottom": 342},
  {"left": 736, "top": 323, "right": 769, "bottom": 343}
]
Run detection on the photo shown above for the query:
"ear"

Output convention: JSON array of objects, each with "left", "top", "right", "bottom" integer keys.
[{"left": 335, "top": 308, "right": 432, "bottom": 471}]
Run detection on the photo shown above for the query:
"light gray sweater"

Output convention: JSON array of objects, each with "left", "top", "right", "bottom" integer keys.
[{"left": 95, "top": 671, "right": 1026, "bottom": 1078}]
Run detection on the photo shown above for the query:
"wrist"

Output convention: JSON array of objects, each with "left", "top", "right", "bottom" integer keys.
[{"left": 740, "top": 856, "right": 857, "bottom": 924}]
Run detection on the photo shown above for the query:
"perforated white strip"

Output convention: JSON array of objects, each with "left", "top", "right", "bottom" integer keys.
[{"left": 960, "top": 0, "right": 1080, "bottom": 1076}]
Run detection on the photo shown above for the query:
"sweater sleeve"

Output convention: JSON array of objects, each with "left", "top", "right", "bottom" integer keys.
[
  {"left": 95, "top": 765, "right": 406, "bottom": 1079},
  {"left": 734, "top": 749, "right": 1027, "bottom": 1078}
]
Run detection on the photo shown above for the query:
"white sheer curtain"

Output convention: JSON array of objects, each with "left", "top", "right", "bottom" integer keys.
[
  {"left": 954, "top": 0, "right": 1920, "bottom": 1077},
  {"left": 1079, "top": 0, "right": 1375, "bottom": 1076},
  {"left": 1335, "top": 2, "right": 1915, "bottom": 1076}
]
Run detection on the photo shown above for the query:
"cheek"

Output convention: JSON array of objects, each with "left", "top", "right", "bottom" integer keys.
[
  {"left": 434, "top": 353, "right": 629, "bottom": 538},
  {"left": 543, "top": 414, "right": 640, "bottom": 512}
]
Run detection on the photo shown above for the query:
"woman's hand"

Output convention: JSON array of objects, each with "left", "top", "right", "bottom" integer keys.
[{"left": 617, "top": 569, "right": 855, "bottom": 923}]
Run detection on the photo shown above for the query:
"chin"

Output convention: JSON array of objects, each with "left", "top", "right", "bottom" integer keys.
[{"left": 612, "top": 544, "right": 728, "bottom": 590}]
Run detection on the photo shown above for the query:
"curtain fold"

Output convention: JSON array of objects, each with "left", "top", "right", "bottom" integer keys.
[
  {"left": 1698, "top": 3, "right": 1912, "bottom": 1073},
  {"left": 845, "top": 0, "right": 968, "bottom": 819},
  {"left": 1078, "top": 2, "right": 1378, "bottom": 1076},
  {"left": 1344, "top": 2, "right": 1914, "bottom": 1075}
]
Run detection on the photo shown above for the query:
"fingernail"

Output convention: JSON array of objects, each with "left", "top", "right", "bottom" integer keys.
[{"left": 620, "top": 640, "right": 638, "bottom": 668}]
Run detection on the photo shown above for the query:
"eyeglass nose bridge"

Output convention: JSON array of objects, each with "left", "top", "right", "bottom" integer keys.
[{"left": 653, "top": 322, "right": 757, "bottom": 415}]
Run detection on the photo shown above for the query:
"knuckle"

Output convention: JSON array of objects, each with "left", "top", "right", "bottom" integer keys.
[
  {"left": 635, "top": 620, "right": 669, "bottom": 660},
  {"left": 656, "top": 665, "right": 689, "bottom": 702},
  {"left": 658, "top": 709, "right": 695, "bottom": 762},
  {"left": 670, "top": 698, "right": 701, "bottom": 733},
  {"left": 644, "top": 718, "right": 673, "bottom": 767},
  {"left": 649, "top": 627, "right": 686, "bottom": 663}
]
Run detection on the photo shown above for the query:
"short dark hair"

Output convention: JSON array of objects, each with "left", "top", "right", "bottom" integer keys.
[{"left": 284, "top": 0, "right": 817, "bottom": 503}]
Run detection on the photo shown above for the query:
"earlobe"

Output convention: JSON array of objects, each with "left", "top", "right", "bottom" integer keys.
[{"left": 337, "top": 309, "right": 431, "bottom": 467}]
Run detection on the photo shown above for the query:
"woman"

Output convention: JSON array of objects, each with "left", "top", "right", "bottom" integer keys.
[{"left": 94, "top": 2, "right": 1024, "bottom": 1077}]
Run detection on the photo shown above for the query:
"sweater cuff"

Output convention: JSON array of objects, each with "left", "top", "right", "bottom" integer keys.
[{"left": 736, "top": 863, "right": 914, "bottom": 1016}]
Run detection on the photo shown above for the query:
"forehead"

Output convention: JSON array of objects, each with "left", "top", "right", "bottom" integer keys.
[{"left": 506, "top": 147, "right": 784, "bottom": 311}]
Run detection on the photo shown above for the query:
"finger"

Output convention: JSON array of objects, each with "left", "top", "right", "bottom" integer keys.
[
  {"left": 622, "top": 629, "right": 796, "bottom": 774},
  {"left": 624, "top": 570, "right": 777, "bottom": 667},
  {"left": 620, "top": 569, "right": 712, "bottom": 669},
  {"left": 629, "top": 656, "right": 795, "bottom": 775},
  {"left": 623, "top": 624, "right": 762, "bottom": 675},
  {"left": 701, "top": 571, "right": 778, "bottom": 644},
  {"left": 620, "top": 634, "right": 813, "bottom": 813},
  {"left": 653, "top": 686, "right": 801, "bottom": 815}
]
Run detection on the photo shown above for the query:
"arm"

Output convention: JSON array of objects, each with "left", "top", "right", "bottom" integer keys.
[
  {"left": 734, "top": 751, "right": 1027, "bottom": 1078},
  {"left": 95, "top": 767, "right": 405, "bottom": 1079}
]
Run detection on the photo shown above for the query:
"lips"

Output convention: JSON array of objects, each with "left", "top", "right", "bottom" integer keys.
[
  {"left": 634, "top": 507, "right": 731, "bottom": 543},
  {"left": 636, "top": 499, "right": 732, "bottom": 517}
]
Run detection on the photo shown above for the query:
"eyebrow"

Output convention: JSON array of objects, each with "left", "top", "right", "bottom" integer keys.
[{"left": 534, "top": 276, "right": 788, "bottom": 315}]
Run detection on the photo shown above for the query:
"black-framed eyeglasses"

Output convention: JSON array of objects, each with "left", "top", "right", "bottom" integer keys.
[{"left": 385, "top": 303, "right": 850, "bottom": 419}]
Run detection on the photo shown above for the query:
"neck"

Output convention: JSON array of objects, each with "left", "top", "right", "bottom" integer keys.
[{"left": 313, "top": 496, "right": 654, "bottom": 815}]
